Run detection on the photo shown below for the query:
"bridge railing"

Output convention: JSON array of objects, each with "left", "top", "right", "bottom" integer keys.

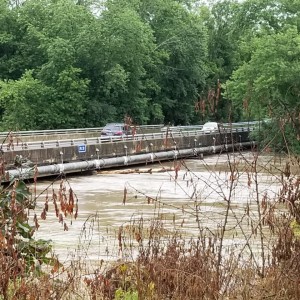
[
  {"left": 0, "top": 121, "right": 260, "bottom": 139},
  {"left": 0, "top": 124, "right": 165, "bottom": 138},
  {"left": 160, "top": 121, "right": 258, "bottom": 132},
  {"left": 2, "top": 126, "right": 254, "bottom": 151}
]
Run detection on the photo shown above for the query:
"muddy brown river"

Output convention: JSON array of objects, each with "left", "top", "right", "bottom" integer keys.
[{"left": 32, "top": 151, "right": 289, "bottom": 268}]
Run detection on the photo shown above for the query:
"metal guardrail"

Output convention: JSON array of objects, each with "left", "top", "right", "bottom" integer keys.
[
  {"left": 0, "top": 124, "right": 165, "bottom": 138},
  {"left": 0, "top": 122, "right": 259, "bottom": 138},
  {"left": 160, "top": 121, "right": 259, "bottom": 132},
  {"left": 2, "top": 127, "right": 254, "bottom": 151}
]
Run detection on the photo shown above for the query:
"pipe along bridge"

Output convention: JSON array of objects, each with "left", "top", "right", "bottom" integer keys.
[{"left": 0, "top": 124, "right": 256, "bottom": 182}]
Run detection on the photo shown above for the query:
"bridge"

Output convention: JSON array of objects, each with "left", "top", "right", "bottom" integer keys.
[{"left": 0, "top": 122, "right": 257, "bottom": 182}]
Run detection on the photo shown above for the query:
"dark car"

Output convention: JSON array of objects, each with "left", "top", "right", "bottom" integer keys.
[{"left": 101, "top": 123, "right": 132, "bottom": 137}]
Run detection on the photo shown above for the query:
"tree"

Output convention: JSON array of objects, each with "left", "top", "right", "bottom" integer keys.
[
  {"left": 196, "top": 0, "right": 241, "bottom": 122},
  {"left": 0, "top": 0, "right": 24, "bottom": 80},
  {"left": 0, "top": 0, "right": 92, "bottom": 129},
  {"left": 76, "top": 0, "right": 159, "bottom": 125},
  {"left": 226, "top": 26, "right": 300, "bottom": 153},
  {"left": 0, "top": 71, "right": 50, "bottom": 130},
  {"left": 138, "top": 0, "right": 209, "bottom": 125}
]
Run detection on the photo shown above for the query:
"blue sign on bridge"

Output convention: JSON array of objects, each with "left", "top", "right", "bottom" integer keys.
[{"left": 78, "top": 145, "right": 86, "bottom": 153}]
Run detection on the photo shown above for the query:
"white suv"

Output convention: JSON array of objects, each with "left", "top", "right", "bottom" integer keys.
[{"left": 201, "top": 122, "right": 222, "bottom": 133}]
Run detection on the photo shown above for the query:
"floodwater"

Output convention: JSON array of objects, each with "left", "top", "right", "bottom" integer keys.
[{"left": 32, "top": 151, "right": 289, "bottom": 268}]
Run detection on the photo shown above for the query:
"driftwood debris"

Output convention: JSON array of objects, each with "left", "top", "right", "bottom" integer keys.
[{"left": 98, "top": 167, "right": 174, "bottom": 175}]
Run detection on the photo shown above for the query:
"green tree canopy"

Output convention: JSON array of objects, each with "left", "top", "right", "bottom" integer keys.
[
  {"left": 226, "top": 26, "right": 300, "bottom": 153},
  {"left": 139, "top": 0, "right": 209, "bottom": 125}
]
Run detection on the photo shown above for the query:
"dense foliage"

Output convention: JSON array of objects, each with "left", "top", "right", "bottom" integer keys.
[{"left": 0, "top": 0, "right": 299, "bottom": 152}]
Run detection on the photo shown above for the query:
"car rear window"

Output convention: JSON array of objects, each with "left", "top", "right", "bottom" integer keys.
[{"left": 105, "top": 124, "right": 120, "bottom": 129}]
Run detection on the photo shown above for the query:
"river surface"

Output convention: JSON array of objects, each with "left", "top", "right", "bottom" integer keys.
[{"left": 32, "top": 151, "right": 288, "bottom": 269}]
